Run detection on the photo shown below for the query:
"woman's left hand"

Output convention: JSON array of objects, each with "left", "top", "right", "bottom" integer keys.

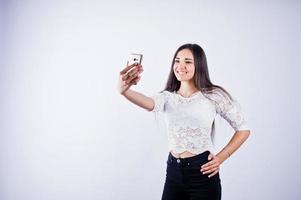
[{"left": 200, "top": 153, "right": 222, "bottom": 178}]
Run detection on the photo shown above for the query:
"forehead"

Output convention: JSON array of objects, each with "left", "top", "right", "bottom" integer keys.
[{"left": 176, "top": 49, "right": 194, "bottom": 59}]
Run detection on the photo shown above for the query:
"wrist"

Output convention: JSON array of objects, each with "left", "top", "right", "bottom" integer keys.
[
  {"left": 216, "top": 153, "right": 227, "bottom": 164},
  {"left": 216, "top": 148, "right": 230, "bottom": 164},
  {"left": 121, "top": 89, "right": 129, "bottom": 96}
]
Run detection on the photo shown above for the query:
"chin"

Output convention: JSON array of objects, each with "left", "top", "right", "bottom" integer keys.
[
  {"left": 174, "top": 73, "right": 194, "bottom": 82},
  {"left": 176, "top": 77, "right": 193, "bottom": 82}
]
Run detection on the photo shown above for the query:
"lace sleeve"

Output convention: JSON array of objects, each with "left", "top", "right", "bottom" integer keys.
[
  {"left": 211, "top": 89, "right": 249, "bottom": 131},
  {"left": 150, "top": 91, "right": 168, "bottom": 112}
]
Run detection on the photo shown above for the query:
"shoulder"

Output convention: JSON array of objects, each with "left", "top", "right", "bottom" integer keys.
[
  {"left": 202, "top": 87, "right": 233, "bottom": 103},
  {"left": 150, "top": 90, "right": 173, "bottom": 112},
  {"left": 151, "top": 90, "right": 172, "bottom": 100},
  {"left": 153, "top": 90, "right": 172, "bottom": 96}
]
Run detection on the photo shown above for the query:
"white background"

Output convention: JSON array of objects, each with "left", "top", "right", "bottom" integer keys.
[{"left": 1, "top": 0, "right": 300, "bottom": 199}]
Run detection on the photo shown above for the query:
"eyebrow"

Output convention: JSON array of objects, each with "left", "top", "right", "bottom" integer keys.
[{"left": 175, "top": 57, "right": 193, "bottom": 61}]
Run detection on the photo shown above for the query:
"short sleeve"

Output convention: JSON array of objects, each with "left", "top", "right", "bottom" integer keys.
[
  {"left": 150, "top": 91, "right": 168, "bottom": 112},
  {"left": 210, "top": 89, "right": 250, "bottom": 131}
]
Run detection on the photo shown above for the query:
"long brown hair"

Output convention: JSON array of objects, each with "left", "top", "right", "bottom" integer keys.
[{"left": 163, "top": 43, "right": 233, "bottom": 101}]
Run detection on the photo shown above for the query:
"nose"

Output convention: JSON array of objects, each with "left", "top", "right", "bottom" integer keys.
[{"left": 177, "top": 62, "right": 186, "bottom": 70}]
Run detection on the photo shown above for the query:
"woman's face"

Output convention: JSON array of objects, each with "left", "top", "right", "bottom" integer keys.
[{"left": 173, "top": 48, "right": 195, "bottom": 82}]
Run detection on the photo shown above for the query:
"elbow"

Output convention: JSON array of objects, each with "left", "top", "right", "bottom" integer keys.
[
  {"left": 245, "top": 130, "right": 251, "bottom": 139},
  {"left": 235, "top": 129, "right": 251, "bottom": 139},
  {"left": 146, "top": 105, "right": 155, "bottom": 112},
  {"left": 146, "top": 108, "right": 153, "bottom": 112},
  {"left": 146, "top": 102, "right": 156, "bottom": 112},
  {"left": 145, "top": 98, "right": 156, "bottom": 112}
]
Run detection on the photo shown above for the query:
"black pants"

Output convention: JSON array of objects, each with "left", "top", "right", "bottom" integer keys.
[{"left": 161, "top": 150, "right": 222, "bottom": 200}]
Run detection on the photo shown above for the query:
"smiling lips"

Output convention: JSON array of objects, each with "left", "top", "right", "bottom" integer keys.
[{"left": 177, "top": 71, "right": 188, "bottom": 74}]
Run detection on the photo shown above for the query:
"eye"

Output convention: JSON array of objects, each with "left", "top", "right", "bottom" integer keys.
[
  {"left": 175, "top": 60, "right": 179, "bottom": 63},
  {"left": 185, "top": 61, "right": 192, "bottom": 64}
]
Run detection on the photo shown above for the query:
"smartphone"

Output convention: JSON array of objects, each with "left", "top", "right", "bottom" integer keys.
[{"left": 127, "top": 53, "right": 143, "bottom": 66}]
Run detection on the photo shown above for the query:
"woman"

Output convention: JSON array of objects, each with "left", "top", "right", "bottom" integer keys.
[{"left": 117, "top": 43, "right": 251, "bottom": 200}]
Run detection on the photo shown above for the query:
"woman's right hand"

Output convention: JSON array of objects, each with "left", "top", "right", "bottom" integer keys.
[{"left": 117, "top": 63, "right": 144, "bottom": 95}]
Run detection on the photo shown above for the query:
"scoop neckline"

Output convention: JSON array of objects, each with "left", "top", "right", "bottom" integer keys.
[{"left": 173, "top": 90, "right": 201, "bottom": 99}]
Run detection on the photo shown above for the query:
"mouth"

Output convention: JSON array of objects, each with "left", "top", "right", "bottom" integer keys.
[{"left": 177, "top": 71, "right": 188, "bottom": 75}]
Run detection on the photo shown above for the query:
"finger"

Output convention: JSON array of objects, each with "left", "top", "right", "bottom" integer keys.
[
  {"left": 120, "top": 63, "right": 138, "bottom": 75},
  {"left": 208, "top": 153, "right": 214, "bottom": 161},
  {"left": 206, "top": 160, "right": 221, "bottom": 171},
  {"left": 202, "top": 167, "right": 214, "bottom": 175},
  {"left": 131, "top": 76, "right": 140, "bottom": 85},
  {"left": 129, "top": 67, "right": 143, "bottom": 76},
  {"left": 126, "top": 71, "right": 140, "bottom": 84},
  {"left": 128, "top": 66, "right": 143, "bottom": 75},
  {"left": 201, "top": 160, "right": 216, "bottom": 169},
  {"left": 202, "top": 165, "right": 219, "bottom": 174},
  {"left": 132, "top": 76, "right": 141, "bottom": 85},
  {"left": 124, "top": 67, "right": 144, "bottom": 81},
  {"left": 202, "top": 166, "right": 219, "bottom": 174},
  {"left": 208, "top": 170, "right": 219, "bottom": 178},
  {"left": 200, "top": 164, "right": 219, "bottom": 172},
  {"left": 125, "top": 66, "right": 140, "bottom": 77},
  {"left": 129, "top": 75, "right": 141, "bottom": 86},
  {"left": 122, "top": 68, "right": 139, "bottom": 81}
]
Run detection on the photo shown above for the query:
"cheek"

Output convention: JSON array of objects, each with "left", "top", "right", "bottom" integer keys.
[
  {"left": 173, "top": 65, "right": 177, "bottom": 72},
  {"left": 188, "top": 65, "right": 195, "bottom": 73}
]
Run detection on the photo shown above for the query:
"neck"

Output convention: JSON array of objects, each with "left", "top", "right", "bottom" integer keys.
[{"left": 177, "top": 81, "right": 199, "bottom": 96}]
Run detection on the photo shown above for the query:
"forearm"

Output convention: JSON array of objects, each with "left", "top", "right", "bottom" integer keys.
[
  {"left": 216, "top": 130, "right": 251, "bottom": 164},
  {"left": 122, "top": 89, "right": 155, "bottom": 111}
]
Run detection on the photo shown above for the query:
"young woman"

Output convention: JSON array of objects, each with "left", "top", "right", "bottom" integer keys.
[{"left": 117, "top": 43, "right": 251, "bottom": 200}]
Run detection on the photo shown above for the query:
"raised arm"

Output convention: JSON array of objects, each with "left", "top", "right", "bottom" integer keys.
[
  {"left": 122, "top": 89, "right": 155, "bottom": 111},
  {"left": 117, "top": 63, "right": 155, "bottom": 112}
]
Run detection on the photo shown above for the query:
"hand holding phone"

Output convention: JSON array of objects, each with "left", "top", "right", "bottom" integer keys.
[
  {"left": 117, "top": 53, "right": 144, "bottom": 94},
  {"left": 126, "top": 53, "right": 143, "bottom": 80}
]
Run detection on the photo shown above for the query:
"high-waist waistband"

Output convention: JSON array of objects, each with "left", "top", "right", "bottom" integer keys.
[{"left": 168, "top": 150, "right": 210, "bottom": 164}]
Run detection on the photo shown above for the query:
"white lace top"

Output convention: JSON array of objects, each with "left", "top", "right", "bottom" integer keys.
[{"left": 150, "top": 88, "right": 250, "bottom": 155}]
